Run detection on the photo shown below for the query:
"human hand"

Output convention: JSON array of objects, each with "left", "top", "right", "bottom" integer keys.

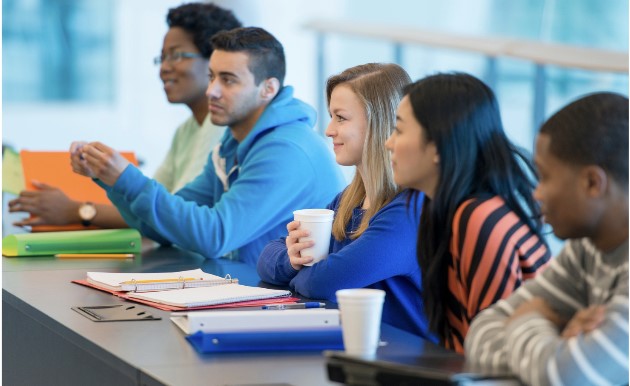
[
  {"left": 74, "top": 142, "right": 130, "bottom": 186},
  {"left": 561, "top": 305, "right": 606, "bottom": 339},
  {"left": 285, "top": 220, "right": 315, "bottom": 270},
  {"left": 508, "top": 297, "right": 565, "bottom": 329},
  {"left": 8, "top": 181, "right": 79, "bottom": 226},
  {"left": 70, "top": 141, "right": 96, "bottom": 178}
]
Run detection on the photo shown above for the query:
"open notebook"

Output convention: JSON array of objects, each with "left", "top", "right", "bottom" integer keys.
[
  {"left": 74, "top": 269, "right": 298, "bottom": 312},
  {"left": 87, "top": 269, "right": 237, "bottom": 292},
  {"left": 127, "top": 284, "right": 291, "bottom": 308}
]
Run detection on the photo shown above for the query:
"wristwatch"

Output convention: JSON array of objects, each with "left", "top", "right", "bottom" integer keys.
[{"left": 78, "top": 202, "right": 97, "bottom": 227}]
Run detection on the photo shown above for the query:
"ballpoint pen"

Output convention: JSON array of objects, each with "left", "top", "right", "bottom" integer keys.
[{"left": 261, "top": 302, "right": 326, "bottom": 310}]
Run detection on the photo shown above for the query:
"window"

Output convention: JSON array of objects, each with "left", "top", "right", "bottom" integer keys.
[{"left": 3, "top": 0, "right": 114, "bottom": 103}]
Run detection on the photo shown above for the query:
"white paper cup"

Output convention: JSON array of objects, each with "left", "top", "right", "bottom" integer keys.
[
  {"left": 336, "top": 288, "right": 385, "bottom": 358},
  {"left": 293, "top": 209, "right": 334, "bottom": 266}
]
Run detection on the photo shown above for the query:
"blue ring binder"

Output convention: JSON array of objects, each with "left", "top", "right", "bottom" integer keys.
[{"left": 186, "top": 328, "right": 344, "bottom": 353}]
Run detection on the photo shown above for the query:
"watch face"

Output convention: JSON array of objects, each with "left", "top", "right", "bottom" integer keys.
[{"left": 79, "top": 203, "right": 97, "bottom": 221}]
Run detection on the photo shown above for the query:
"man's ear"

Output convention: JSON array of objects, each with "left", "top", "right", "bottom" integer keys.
[
  {"left": 260, "top": 78, "right": 280, "bottom": 101},
  {"left": 582, "top": 165, "right": 608, "bottom": 198}
]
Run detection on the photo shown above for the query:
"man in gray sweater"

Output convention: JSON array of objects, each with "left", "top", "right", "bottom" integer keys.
[{"left": 465, "top": 92, "right": 628, "bottom": 386}]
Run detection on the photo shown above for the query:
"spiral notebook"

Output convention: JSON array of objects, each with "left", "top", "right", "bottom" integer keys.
[
  {"left": 126, "top": 284, "right": 292, "bottom": 308},
  {"left": 86, "top": 269, "right": 237, "bottom": 292}
]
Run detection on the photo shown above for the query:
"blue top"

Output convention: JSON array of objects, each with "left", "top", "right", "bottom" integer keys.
[
  {"left": 98, "top": 86, "right": 345, "bottom": 266},
  {"left": 257, "top": 190, "right": 435, "bottom": 340}
]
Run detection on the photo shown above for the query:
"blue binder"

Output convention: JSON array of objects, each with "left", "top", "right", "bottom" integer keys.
[{"left": 186, "top": 327, "right": 344, "bottom": 353}]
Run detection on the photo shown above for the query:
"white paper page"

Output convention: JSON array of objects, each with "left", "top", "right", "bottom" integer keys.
[
  {"left": 87, "top": 269, "right": 224, "bottom": 287},
  {"left": 128, "top": 284, "right": 291, "bottom": 307}
]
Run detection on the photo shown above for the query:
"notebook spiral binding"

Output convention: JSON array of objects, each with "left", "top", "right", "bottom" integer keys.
[{"left": 127, "top": 274, "right": 237, "bottom": 292}]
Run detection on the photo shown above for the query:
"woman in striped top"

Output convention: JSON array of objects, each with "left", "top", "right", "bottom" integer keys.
[
  {"left": 465, "top": 92, "right": 629, "bottom": 385},
  {"left": 385, "top": 73, "right": 551, "bottom": 353}
]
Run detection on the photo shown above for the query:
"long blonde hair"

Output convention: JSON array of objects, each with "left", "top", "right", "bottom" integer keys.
[{"left": 326, "top": 63, "right": 411, "bottom": 240}]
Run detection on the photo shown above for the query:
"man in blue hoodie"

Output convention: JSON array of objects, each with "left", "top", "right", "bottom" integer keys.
[{"left": 69, "top": 27, "right": 345, "bottom": 266}]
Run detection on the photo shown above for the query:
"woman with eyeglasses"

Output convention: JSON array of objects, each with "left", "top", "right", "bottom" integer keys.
[{"left": 9, "top": 3, "right": 241, "bottom": 228}]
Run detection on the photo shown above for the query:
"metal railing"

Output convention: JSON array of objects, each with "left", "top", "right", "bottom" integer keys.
[{"left": 305, "top": 19, "right": 628, "bottom": 133}]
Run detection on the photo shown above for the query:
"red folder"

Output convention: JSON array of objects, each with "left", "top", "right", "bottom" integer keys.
[{"left": 72, "top": 280, "right": 299, "bottom": 311}]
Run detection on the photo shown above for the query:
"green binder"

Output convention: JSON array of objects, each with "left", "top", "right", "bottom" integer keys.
[{"left": 2, "top": 229, "right": 142, "bottom": 257}]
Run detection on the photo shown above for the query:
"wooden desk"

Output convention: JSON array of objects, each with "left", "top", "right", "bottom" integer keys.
[{"left": 3, "top": 247, "right": 453, "bottom": 386}]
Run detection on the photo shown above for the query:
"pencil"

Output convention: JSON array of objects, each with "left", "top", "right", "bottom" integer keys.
[{"left": 55, "top": 253, "right": 135, "bottom": 259}]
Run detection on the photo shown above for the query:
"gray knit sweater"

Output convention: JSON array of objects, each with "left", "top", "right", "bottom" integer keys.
[{"left": 465, "top": 238, "right": 628, "bottom": 386}]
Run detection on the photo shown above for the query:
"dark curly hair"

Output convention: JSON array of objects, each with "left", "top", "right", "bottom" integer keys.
[{"left": 167, "top": 2, "right": 241, "bottom": 59}]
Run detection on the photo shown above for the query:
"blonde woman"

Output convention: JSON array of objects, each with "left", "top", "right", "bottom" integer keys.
[{"left": 257, "top": 63, "right": 434, "bottom": 340}]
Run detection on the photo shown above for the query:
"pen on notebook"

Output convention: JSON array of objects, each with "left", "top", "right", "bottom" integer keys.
[
  {"left": 262, "top": 302, "right": 326, "bottom": 310},
  {"left": 55, "top": 253, "right": 134, "bottom": 259}
]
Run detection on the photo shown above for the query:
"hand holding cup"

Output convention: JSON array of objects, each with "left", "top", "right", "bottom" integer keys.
[
  {"left": 286, "top": 220, "right": 315, "bottom": 270},
  {"left": 292, "top": 209, "right": 334, "bottom": 267}
]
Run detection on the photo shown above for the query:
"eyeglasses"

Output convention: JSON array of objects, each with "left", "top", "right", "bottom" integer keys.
[{"left": 153, "top": 52, "right": 203, "bottom": 65}]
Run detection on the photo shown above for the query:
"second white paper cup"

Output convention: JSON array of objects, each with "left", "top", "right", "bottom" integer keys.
[
  {"left": 293, "top": 209, "right": 334, "bottom": 266},
  {"left": 336, "top": 288, "right": 385, "bottom": 358}
]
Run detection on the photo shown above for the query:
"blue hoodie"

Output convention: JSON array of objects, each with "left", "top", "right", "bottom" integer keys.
[
  {"left": 257, "top": 190, "right": 436, "bottom": 341},
  {"left": 99, "top": 86, "right": 345, "bottom": 265}
]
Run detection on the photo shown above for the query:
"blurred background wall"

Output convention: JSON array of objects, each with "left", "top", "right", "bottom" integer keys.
[{"left": 3, "top": 0, "right": 628, "bottom": 177}]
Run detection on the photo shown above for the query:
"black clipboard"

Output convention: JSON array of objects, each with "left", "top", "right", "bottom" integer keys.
[
  {"left": 325, "top": 350, "right": 521, "bottom": 385},
  {"left": 72, "top": 304, "right": 161, "bottom": 322}
]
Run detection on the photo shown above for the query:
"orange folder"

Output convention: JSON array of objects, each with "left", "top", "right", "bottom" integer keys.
[{"left": 20, "top": 150, "right": 138, "bottom": 232}]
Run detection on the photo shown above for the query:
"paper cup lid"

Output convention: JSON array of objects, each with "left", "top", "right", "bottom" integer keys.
[
  {"left": 336, "top": 288, "right": 386, "bottom": 302},
  {"left": 293, "top": 209, "right": 334, "bottom": 221}
]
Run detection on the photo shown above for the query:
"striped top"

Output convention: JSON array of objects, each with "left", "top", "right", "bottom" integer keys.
[
  {"left": 465, "top": 238, "right": 629, "bottom": 386},
  {"left": 445, "top": 196, "right": 551, "bottom": 353}
]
